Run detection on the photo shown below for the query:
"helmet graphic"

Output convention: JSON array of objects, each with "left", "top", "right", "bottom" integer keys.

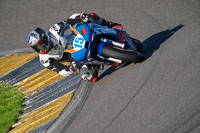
[{"left": 28, "top": 27, "right": 49, "bottom": 53}]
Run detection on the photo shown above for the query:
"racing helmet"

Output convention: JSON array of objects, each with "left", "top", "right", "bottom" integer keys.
[{"left": 28, "top": 27, "right": 49, "bottom": 54}]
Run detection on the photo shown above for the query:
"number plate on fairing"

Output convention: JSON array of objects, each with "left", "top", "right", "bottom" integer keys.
[{"left": 73, "top": 35, "right": 85, "bottom": 51}]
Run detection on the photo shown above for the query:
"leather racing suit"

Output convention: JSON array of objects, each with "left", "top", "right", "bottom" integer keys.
[{"left": 39, "top": 12, "right": 122, "bottom": 80}]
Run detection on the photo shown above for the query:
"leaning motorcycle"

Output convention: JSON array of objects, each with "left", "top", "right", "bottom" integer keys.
[{"left": 59, "top": 23, "right": 144, "bottom": 81}]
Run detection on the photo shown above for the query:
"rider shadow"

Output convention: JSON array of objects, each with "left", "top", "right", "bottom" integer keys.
[{"left": 97, "top": 24, "right": 184, "bottom": 81}]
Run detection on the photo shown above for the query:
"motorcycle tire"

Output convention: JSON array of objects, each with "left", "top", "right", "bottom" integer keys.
[{"left": 102, "top": 45, "right": 144, "bottom": 63}]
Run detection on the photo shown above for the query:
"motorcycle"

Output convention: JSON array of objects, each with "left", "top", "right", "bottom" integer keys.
[{"left": 59, "top": 23, "right": 144, "bottom": 81}]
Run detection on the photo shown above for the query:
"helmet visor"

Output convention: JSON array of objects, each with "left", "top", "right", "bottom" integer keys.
[
  {"left": 31, "top": 45, "right": 40, "bottom": 53},
  {"left": 31, "top": 40, "right": 45, "bottom": 53}
]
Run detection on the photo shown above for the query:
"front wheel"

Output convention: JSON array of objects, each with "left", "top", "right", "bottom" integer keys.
[{"left": 102, "top": 45, "right": 144, "bottom": 63}]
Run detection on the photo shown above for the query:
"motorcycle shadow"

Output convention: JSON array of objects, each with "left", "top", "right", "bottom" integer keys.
[
  {"left": 97, "top": 24, "right": 184, "bottom": 82},
  {"left": 142, "top": 24, "right": 184, "bottom": 60}
]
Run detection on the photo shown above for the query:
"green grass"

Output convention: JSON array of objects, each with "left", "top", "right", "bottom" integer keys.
[{"left": 0, "top": 83, "right": 23, "bottom": 133}]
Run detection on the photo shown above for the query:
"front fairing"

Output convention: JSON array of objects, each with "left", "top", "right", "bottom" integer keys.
[{"left": 73, "top": 23, "right": 93, "bottom": 42}]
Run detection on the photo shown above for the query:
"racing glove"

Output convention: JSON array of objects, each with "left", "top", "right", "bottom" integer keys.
[
  {"left": 80, "top": 12, "right": 90, "bottom": 23},
  {"left": 80, "top": 12, "right": 99, "bottom": 23}
]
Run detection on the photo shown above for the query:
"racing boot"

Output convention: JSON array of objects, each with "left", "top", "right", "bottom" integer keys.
[{"left": 80, "top": 65, "right": 99, "bottom": 82}]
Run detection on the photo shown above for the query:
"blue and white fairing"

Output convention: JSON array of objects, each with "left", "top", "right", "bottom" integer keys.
[{"left": 62, "top": 23, "right": 137, "bottom": 63}]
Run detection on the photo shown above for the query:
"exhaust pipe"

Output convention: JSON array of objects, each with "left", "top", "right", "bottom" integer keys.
[
  {"left": 111, "top": 40, "right": 125, "bottom": 48},
  {"left": 107, "top": 57, "right": 122, "bottom": 63}
]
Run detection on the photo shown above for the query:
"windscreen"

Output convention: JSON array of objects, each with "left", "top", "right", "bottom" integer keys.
[{"left": 59, "top": 25, "right": 76, "bottom": 49}]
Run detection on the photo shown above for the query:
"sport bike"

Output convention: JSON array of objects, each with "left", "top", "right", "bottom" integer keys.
[{"left": 59, "top": 23, "right": 144, "bottom": 81}]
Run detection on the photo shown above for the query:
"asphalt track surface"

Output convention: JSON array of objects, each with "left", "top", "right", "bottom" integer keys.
[{"left": 1, "top": 0, "right": 200, "bottom": 133}]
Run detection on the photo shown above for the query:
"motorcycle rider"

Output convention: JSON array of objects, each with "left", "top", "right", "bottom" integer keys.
[{"left": 27, "top": 12, "right": 123, "bottom": 81}]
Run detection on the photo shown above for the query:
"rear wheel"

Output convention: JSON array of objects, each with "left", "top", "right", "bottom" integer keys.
[{"left": 102, "top": 45, "right": 144, "bottom": 63}]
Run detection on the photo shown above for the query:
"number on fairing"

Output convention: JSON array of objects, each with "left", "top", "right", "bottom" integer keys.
[{"left": 73, "top": 36, "right": 85, "bottom": 50}]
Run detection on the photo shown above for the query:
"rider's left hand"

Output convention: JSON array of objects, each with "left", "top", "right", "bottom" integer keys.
[{"left": 80, "top": 12, "right": 90, "bottom": 23}]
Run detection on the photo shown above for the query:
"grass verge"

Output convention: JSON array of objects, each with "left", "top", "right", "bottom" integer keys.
[{"left": 0, "top": 83, "right": 23, "bottom": 133}]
